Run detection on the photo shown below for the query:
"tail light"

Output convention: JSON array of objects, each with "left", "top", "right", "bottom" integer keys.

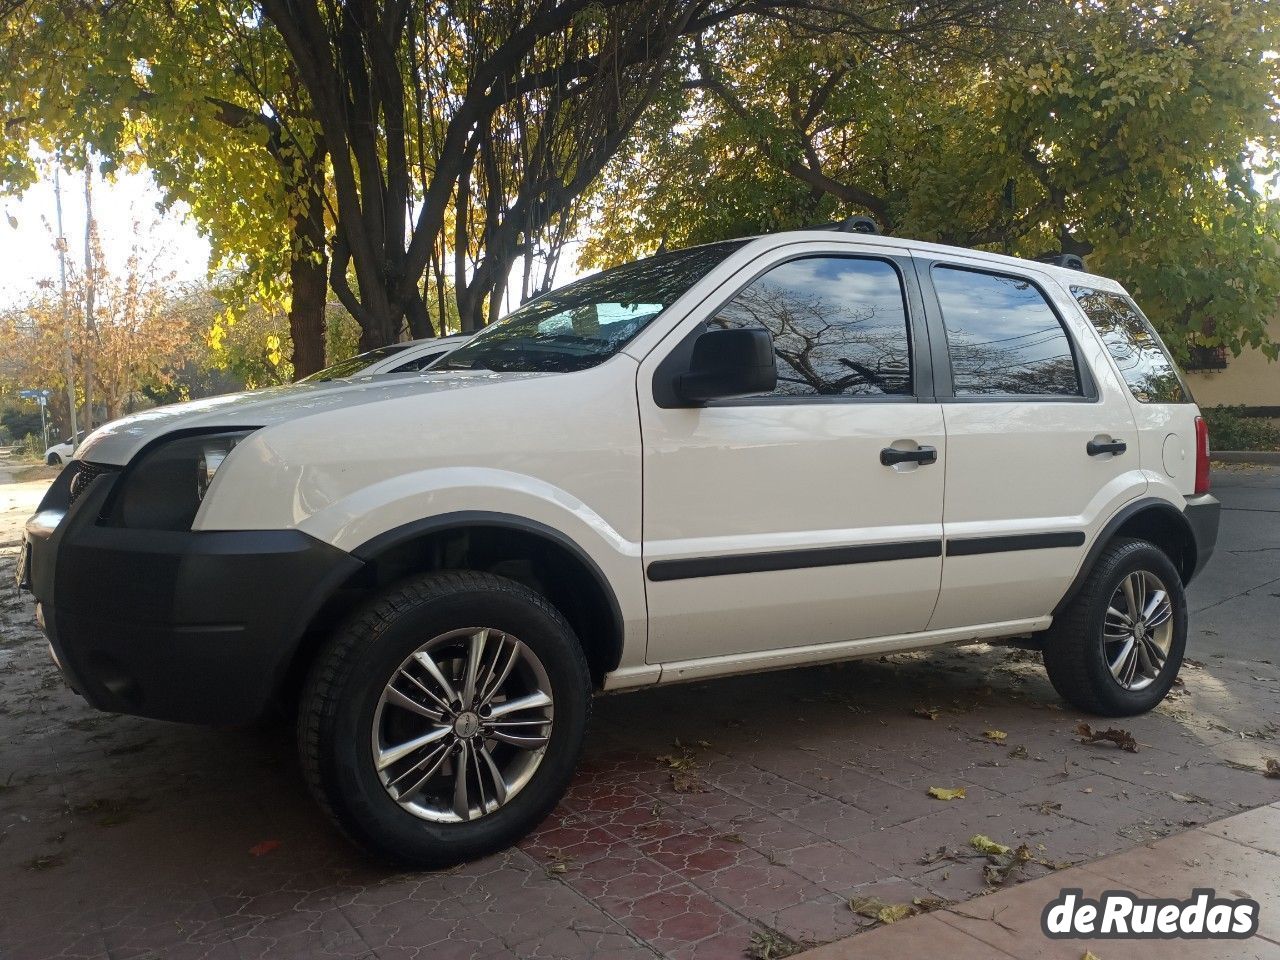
[{"left": 1194, "top": 415, "right": 1211, "bottom": 495}]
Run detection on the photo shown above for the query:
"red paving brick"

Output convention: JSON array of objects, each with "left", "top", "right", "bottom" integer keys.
[{"left": 3, "top": 546, "right": 1280, "bottom": 959}]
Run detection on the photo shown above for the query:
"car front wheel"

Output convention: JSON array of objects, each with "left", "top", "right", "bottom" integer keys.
[
  {"left": 1043, "top": 537, "right": 1187, "bottom": 716},
  {"left": 298, "top": 570, "right": 591, "bottom": 867},
  {"left": 47, "top": 453, "right": 62, "bottom": 465}
]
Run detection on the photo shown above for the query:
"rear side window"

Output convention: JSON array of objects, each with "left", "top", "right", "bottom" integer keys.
[
  {"left": 708, "top": 256, "right": 913, "bottom": 398},
  {"left": 1072, "top": 287, "right": 1190, "bottom": 404},
  {"left": 932, "top": 266, "right": 1082, "bottom": 397}
]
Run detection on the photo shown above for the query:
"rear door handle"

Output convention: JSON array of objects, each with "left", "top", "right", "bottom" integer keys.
[
  {"left": 881, "top": 445, "right": 938, "bottom": 467},
  {"left": 1087, "top": 439, "right": 1127, "bottom": 457}
]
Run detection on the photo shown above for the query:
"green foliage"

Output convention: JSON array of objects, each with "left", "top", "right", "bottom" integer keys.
[
  {"left": 1202, "top": 405, "right": 1280, "bottom": 452},
  {"left": 583, "top": 0, "right": 1280, "bottom": 358},
  {"left": 2, "top": 408, "right": 44, "bottom": 442}
]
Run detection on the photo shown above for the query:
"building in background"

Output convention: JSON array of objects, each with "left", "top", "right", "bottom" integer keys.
[{"left": 1185, "top": 315, "right": 1280, "bottom": 424}]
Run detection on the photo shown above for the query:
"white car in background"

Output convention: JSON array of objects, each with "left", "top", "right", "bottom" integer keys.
[
  {"left": 44, "top": 433, "right": 83, "bottom": 465},
  {"left": 299, "top": 333, "right": 473, "bottom": 383}
]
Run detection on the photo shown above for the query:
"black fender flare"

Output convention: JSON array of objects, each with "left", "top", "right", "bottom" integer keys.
[
  {"left": 350, "top": 510, "right": 626, "bottom": 674},
  {"left": 1051, "top": 497, "right": 1196, "bottom": 618}
]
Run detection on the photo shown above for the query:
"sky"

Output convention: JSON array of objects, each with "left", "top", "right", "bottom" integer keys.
[
  {"left": 0, "top": 161, "right": 587, "bottom": 317},
  {"left": 0, "top": 164, "right": 212, "bottom": 309}
]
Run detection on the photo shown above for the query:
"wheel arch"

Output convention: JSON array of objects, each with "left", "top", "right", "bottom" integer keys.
[
  {"left": 1052, "top": 498, "right": 1198, "bottom": 619},
  {"left": 283, "top": 512, "right": 626, "bottom": 703}
]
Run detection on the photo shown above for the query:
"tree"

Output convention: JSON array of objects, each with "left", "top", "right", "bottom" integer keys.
[
  {"left": 582, "top": 0, "right": 1280, "bottom": 357},
  {"left": 0, "top": 217, "right": 198, "bottom": 425},
  {"left": 0, "top": 0, "right": 333, "bottom": 375}
]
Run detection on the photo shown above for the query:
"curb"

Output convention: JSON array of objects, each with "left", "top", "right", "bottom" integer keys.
[{"left": 1212, "top": 450, "right": 1280, "bottom": 465}]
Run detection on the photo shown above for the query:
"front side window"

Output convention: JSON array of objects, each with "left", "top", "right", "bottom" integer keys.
[
  {"left": 1072, "top": 287, "right": 1190, "bottom": 403},
  {"left": 933, "top": 266, "right": 1082, "bottom": 397},
  {"left": 439, "top": 241, "right": 746, "bottom": 373},
  {"left": 708, "top": 256, "right": 913, "bottom": 398}
]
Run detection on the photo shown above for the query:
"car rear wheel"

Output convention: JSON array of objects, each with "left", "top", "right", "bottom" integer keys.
[
  {"left": 1042, "top": 537, "right": 1187, "bottom": 716},
  {"left": 298, "top": 570, "right": 590, "bottom": 867}
]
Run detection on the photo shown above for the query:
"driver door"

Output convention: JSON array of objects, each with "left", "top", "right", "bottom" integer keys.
[{"left": 637, "top": 242, "right": 947, "bottom": 669}]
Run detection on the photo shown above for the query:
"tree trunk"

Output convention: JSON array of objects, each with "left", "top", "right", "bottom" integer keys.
[
  {"left": 286, "top": 142, "right": 330, "bottom": 378},
  {"left": 289, "top": 247, "right": 328, "bottom": 377}
]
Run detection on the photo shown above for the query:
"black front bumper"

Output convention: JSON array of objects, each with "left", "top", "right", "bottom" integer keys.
[{"left": 22, "top": 463, "right": 363, "bottom": 725}]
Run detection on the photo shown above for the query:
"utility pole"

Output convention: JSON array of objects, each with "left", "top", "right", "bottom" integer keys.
[
  {"left": 82, "top": 160, "right": 96, "bottom": 435},
  {"left": 53, "top": 163, "right": 79, "bottom": 449}
]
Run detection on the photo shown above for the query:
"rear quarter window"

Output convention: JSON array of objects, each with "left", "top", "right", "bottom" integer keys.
[{"left": 1072, "top": 287, "right": 1190, "bottom": 404}]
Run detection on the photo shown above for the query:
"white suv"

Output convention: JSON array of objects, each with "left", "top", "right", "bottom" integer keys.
[{"left": 20, "top": 227, "right": 1219, "bottom": 867}]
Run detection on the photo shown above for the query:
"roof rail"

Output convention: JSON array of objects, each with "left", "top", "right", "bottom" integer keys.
[
  {"left": 836, "top": 215, "right": 880, "bottom": 235},
  {"left": 1034, "top": 253, "right": 1088, "bottom": 272}
]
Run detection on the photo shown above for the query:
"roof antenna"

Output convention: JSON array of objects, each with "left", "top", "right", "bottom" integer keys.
[{"left": 837, "top": 215, "right": 880, "bottom": 235}]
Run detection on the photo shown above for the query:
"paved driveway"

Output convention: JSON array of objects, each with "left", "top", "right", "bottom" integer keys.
[{"left": 1, "top": 467, "right": 1277, "bottom": 960}]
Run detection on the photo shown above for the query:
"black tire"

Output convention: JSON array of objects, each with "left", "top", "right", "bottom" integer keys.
[
  {"left": 298, "top": 570, "right": 591, "bottom": 868},
  {"left": 47, "top": 454, "right": 61, "bottom": 465},
  {"left": 1043, "top": 537, "right": 1187, "bottom": 716}
]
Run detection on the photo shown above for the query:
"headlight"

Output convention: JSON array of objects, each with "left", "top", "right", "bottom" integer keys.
[
  {"left": 197, "top": 435, "right": 246, "bottom": 501},
  {"left": 107, "top": 429, "right": 257, "bottom": 530}
]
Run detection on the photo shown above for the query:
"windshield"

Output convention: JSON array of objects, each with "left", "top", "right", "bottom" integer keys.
[
  {"left": 437, "top": 241, "right": 747, "bottom": 373},
  {"left": 300, "top": 343, "right": 412, "bottom": 383}
]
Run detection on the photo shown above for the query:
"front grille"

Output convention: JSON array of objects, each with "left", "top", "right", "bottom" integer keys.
[{"left": 68, "top": 461, "right": 117, "bottom": 505}]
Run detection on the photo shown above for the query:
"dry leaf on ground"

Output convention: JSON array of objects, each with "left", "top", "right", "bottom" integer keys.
[
  {"left": 1266, "top": 758, "right": 1280, "bottom": 779},
  {"left": 913, "top": 705, "right": 940, "bottom": 720},
  {"left": 984, "top": 729, "right": 1008, "bottom": 741},
  {"left": 970, "top": 834, "right": 1012, "bottom": 856},
  {"left": 1075, "top": 722, "right": 1138, "bottom": 752},
  {"left": 928, "top": 786, "right": 966, "bottom": 801}
]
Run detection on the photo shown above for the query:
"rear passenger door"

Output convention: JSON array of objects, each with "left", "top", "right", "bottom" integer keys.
[{"left": 915, "top": 255, "right": 1141, "bottom": 630}]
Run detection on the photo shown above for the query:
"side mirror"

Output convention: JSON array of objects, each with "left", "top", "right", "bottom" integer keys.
[{"left": 676, "top": 327, "right": 777, "bottom": 403}]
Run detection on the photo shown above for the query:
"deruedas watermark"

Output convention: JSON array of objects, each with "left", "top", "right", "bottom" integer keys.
[{"left": 1042, "top": 888, "right": 1260, "bottom": 939}]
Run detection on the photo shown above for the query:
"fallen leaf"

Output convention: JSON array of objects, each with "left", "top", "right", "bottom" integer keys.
[
  {"left": 928, "top": 786, "right": 966, "bottom": 801},
  {"left": 913, "top": 705, "right": 940, "bottom": 720},
  {"left": 877, "top": 903, "right": 913, "bottom": 924},
  {"left": 919, "top": 845, "right": 951, "bottom": 865},
  {"left": 1170, "top": 792, "right": 1211, "bottom": 805},
  {"left": 249, "top": 840, "right": 281, "bottom": 857},
  {"left": 1265, "top": 758, "right": 1280, "bottom": 779},
  {"left": 671, "top": 771, "right": 710, "bottom": 793},
  {"left": 745, "top": 929, "right": 806, "bottom": 960},
  {"left": 1008, "top": 745, "right": 1029, "bottom": 759},
  {"left": 970, "top": 834, "right": 1012, "bottom": 856},
  {"left": 1075, "top": 723, "right": 1138, "bottom": 752},
  {"left": 984, "top": 729, "right": 1008, "bottom": 741},
  {"left": 848, "top": 896, "right": 919, "bottom": 926},
  {"left": 546, "top": 862, "right": 568, "bottom": 875},
  {"left": 1082, "top": 951, "right": 1103, "bottom": 960}
]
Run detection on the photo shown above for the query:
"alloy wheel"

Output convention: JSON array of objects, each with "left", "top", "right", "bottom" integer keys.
[
  {"left": 371, "top": 627, "right": 554, "bottom": 823},
  {"left": 1103, "top": 570, "right": 1174, "bottom": 691}
]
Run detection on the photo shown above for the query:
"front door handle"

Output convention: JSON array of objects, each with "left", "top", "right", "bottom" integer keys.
[
  {"left": 881, "top": 445, "right": 938, "bottom": 467},
  {"left": 1087, "top": 439, "right": 1127, "bottom": 457}
]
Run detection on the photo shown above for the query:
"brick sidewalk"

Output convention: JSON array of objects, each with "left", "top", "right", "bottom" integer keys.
[{"left": 797, "top": 802, "right": 1280, "bottom": 959}]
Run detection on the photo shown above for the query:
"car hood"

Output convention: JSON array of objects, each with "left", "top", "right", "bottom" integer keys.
[{"left": 77, "top": 370, "right": 547, "bottom": 466}]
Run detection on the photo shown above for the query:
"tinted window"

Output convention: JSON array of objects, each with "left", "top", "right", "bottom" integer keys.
[
  {"left": 440, "top": 241, "right": 746, "bottom": 373},
  {"left": 299, "top": 343, "right": 411, "bottom": 383},
  {"left": 1072, "top": 287, "right": 1189, "bottom": 403},
  {"left": 933, "top": 267, "right": 1081, "bottom": 397},
  {"left": 708, "top": 257, "right": 912, "bottom": 397},
  {"left": 392, "top": 351, "right": 447, "bottom": 373}
]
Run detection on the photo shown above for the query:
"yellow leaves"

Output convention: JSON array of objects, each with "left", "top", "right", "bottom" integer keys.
[
  {"left": 969, "top": 835, "right": 1011, "bottom": 856},
  {"left": 984, "top": 729, "right": 1007, "bottom": 741},
  {"left": 928, "top": 786, "right": 965, "bottom": 801}
]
